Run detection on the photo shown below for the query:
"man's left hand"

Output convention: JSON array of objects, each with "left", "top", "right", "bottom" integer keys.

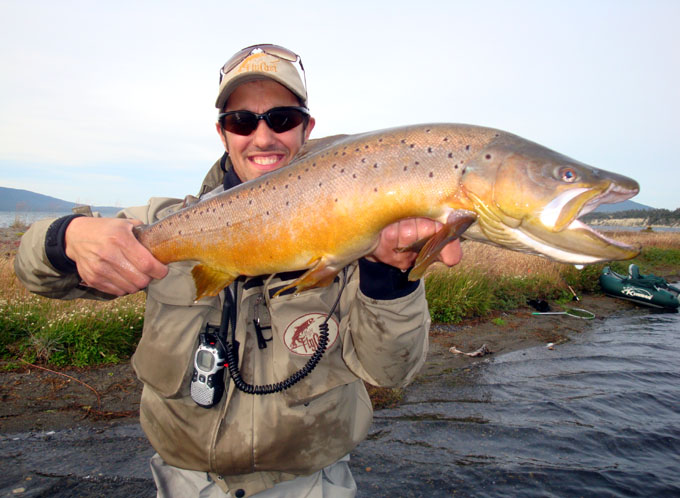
[{"left": 366, "top": 218, "right": 462, "bottom": 271}]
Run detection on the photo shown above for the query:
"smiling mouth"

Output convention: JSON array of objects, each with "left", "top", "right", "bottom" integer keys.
[{"left": 251, "top": 154, "right": 284, "bottom": 167}]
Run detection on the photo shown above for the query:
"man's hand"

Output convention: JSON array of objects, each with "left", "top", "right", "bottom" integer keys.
[
  {"left": 367, "top": 218, "right": 462, "bottom": 270},
  {"left": 64, "top": 217, "right": 168, "bottom": 296}
]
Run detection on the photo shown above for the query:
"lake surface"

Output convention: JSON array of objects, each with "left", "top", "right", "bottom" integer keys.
[
  {"left": 352, "top": 300, "right": 680, "bottom": 497},
  {"left": 0, "top": 211, "right": 73, "bottom": 228}
]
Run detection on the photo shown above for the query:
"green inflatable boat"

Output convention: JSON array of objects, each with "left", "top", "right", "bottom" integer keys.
[{"left": 599, "top": 264, "right": 680, "bottom": 310}]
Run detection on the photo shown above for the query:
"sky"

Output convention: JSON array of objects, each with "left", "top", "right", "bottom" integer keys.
[{"left": 1, "top": 0, "right": 678, "bottom": 210}]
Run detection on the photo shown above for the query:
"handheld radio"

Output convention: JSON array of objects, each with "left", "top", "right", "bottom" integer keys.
[{"left": 190, "top": 331, "right": 227, "bottom": 408}]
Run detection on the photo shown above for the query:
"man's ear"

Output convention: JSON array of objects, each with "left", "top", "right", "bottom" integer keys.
[
  {"left": 215, "top": 122, "right": 229, "bottom": 153},
  {"left": 303, "top": 116, "right": 316, "bottom": 142}
]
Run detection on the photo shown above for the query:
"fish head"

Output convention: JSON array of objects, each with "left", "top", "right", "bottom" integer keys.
[{"left": 460, "top": 134, "right": 641, "bottom": 263}]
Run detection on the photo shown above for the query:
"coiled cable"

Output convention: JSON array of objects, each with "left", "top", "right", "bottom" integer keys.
[{"left": 221, "top": 268, "right": 347, "bottom": 395}]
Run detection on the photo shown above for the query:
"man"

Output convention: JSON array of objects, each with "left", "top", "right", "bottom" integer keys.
[{"left": 15, "top": 44, "right": 462, "bottom": 497}]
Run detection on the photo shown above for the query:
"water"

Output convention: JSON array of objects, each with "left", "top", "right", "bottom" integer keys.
[
  {"left": 0, "top": 210, "right": 72, "bottom": 228},
  {"left": 353, "top": 304, "right": 680, "bottom": 497}
]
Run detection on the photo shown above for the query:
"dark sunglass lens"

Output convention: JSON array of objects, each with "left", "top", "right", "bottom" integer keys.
[
  {"left": 223, "top": 112, "right": 258, "bottom": 136},
  {"left": 267, "top": 109, "right": 305, "bottom": 133}
]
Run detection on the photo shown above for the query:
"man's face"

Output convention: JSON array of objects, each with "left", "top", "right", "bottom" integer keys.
[{"left": 216, "top": 79, "right": 315, "bottom": 182}]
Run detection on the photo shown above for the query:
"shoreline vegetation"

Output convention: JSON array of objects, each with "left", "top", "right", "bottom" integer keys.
[
  {"left": 583, "top": 207, "right": 680, "bottom": 228},
  {"left": 1, "top": 223, "right": 679, "bottom": 425}
]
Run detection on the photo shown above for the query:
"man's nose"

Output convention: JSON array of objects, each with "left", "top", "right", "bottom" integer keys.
[{"left": 251, "top": 119, "right": 276, "bottom": 148}]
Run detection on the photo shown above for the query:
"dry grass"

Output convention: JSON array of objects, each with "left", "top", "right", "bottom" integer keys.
[{"left": 602, "top": 230, "right": 680, "bottom": 250}]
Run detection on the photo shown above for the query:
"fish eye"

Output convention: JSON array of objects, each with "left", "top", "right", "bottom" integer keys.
[{"left": 559, "top": 167, "right": 577, "bottom": 183}]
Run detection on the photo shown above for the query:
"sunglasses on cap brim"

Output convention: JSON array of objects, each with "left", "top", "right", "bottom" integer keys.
[
  {"left": 218, "top": 106, "right": 310, "bottom": 136},
  {"left": 219, "top": 44, "right": 306, "bottom": 87}
]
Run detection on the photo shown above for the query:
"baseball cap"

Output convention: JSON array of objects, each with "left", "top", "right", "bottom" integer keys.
[{"left": 215, "top": 44, "right": 307, "bottom": 109}]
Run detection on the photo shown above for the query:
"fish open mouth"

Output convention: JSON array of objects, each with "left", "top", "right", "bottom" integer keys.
[{"left": 518, "top": 182, "right": 641, "bottom": 263}]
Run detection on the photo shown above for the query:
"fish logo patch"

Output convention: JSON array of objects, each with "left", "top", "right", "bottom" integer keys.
[{"left": 283, "top": 313, "right": 339, "bottom": 356}]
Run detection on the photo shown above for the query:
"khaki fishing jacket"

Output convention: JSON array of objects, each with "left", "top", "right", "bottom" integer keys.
[{"left": 13, "top": 158, "right": 431, "bottom": 496}]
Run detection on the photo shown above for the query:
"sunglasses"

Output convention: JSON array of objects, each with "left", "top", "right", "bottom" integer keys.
[
  {"left": 218, "top": 106, "right": 310, "bottom": 136},
  {"left": 219, "top": 44, "right": 306, "bottom": 90}
]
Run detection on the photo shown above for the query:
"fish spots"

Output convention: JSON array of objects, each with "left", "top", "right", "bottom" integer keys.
[
  {"left": 429, "top": 171, "right": 434, "bottom": 178},
  {"left": 410, "top": 144, "right": 415, "bottom": 149},
  {"left": 373, "top": 163, "right": 379, "bottom": 169},
  {"left": 184, "top": 214, "right": 190, "bottom": 220},
  {"left": 352, "top": 173, "right": 357, "bottom": 179},
  {"left": 425, "top": 128, "right": 431, "bottom": 133},
  {"left": 332, "top": 163, "right": 337, "bottom": 169},
  {"left": 465, "top": 145, "right": 470, "bottom": 151},
  {"left": 448, "top": 153, "right": 454, "bottom": 158},
  {"left": 318, "top": 182, "right": 323, "bottom": 187},
  {"left": 249, "top": 200, "right": 253, "bottom": 205},
  {"left": 403, "top": 166, "right": 408, "bottom": 171},
  {"left": 485, "top": 154, "right": 492, "bottom": 160},
  {"left": 374, "top": 187, "right": 378, "bottom": 192},
  {"left": 361, "top": 158, "right": 366, "bottom": 163},
  {"left": 443, "top": 137, "right": 449, "bottom": 142},
  {"left": 427, "top": 147, "right": 433, "bottom": 153},
  {"left": 178, "top": 230, "right": 183, "bottom": 235},
  {"left": 415, "top": 161, "right": 420, "bottom": 165}
]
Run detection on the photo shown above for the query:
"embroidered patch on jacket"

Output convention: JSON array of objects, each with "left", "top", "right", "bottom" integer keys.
[{"left": 282, "top": 313, "right": 339, "bottom": 356}]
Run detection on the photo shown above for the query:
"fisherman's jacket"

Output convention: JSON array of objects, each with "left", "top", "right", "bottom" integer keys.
[{"left": 13, "top": 158, "right": 431, "bottom": 496}]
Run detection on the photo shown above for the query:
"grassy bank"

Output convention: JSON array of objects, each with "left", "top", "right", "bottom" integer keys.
[
  {"left": 1, "top": 230, "right": 679, "bottom": 368},
  {"left": 425, "top": 230, "right": 680, "bottom": 323}
]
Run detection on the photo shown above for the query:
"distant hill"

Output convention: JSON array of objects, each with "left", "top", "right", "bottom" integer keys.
[
  {"left": 593, "top": 199, "right": 653, "bottom": 213},
  {"left": 0, "top": 186, "right": 120, "bottom": 215}
]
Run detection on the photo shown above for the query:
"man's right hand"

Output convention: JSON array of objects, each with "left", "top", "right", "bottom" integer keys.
[{"left": 64, "top": 217, "right": 168, "bottom": 296}]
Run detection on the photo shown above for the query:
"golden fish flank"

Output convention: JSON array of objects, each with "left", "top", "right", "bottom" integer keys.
[{"left": 133, "top": 123, "right": 640, "bottom": 300}]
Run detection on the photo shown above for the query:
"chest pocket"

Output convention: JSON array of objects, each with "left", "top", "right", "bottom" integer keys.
[
  {"left": 263, "top": 274, "right": 360, "bottom": 406},
  {"left": 132, "top": 261, "right": 221, "bottom": 398}
]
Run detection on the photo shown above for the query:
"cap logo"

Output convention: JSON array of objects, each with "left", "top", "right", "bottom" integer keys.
[
  {"left": 282, "top": 313, "right": 339, "bottom": 356},
  {"left": 236, "top": 53, "right": 279, "bottom": 74}
]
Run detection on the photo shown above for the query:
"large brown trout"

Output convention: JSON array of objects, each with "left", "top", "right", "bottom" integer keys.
[{"left": 133, "top": 124, "right": 640, "bottom": 300}]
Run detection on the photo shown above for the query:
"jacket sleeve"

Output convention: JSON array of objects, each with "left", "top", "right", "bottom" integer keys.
[
  {"left": 340, "top": 261, "right": 431, "bottom": 388},
  {"left": 13, "top": 198, "right": 181, "bottom": 300}
]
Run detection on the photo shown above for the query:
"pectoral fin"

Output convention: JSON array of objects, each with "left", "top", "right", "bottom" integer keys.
[
  {"left": 191, "top": 264, "right": 238, "bottom": 301},
  {"left": 408, "top": 210, "right": 477, "bottom": 281},
  {"left": 273, "top": 257, "right": 341, "bottom": 298}
]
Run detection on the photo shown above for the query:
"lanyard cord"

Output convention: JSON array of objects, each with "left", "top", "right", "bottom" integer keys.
[{"left": 219, "top": 268, "right": 347, "bottom": 395}]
